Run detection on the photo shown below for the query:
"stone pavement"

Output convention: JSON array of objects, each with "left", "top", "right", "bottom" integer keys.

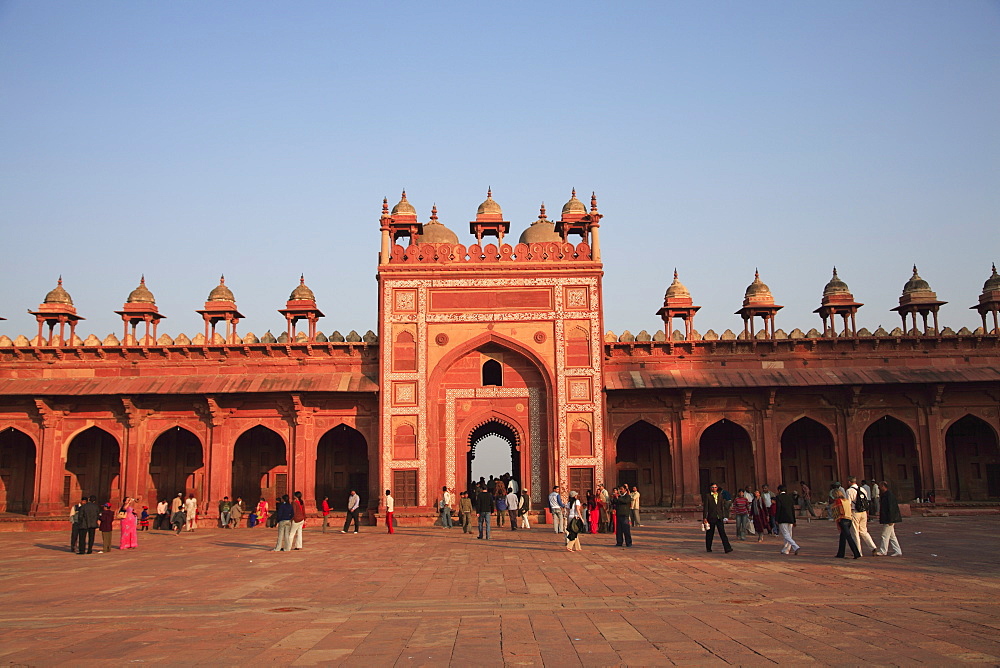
[{"left": 1, "top": 515, "right": 999, "bottom": 667}]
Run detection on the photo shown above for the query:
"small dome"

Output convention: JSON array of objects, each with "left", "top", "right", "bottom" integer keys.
[
  {"left": 416, "top": 205, "right": 459, "bottom": 244},
  {"left": 127, "top": 276, "right": 155, "bottom": 304},
  {"left": 745, "top": 270, "right": 773, "bottom": 300},
  {"left": 983, "top": 263, "right": 1000, "bottom": 292},
  {"left": 289, "top": 275, "right": 315, "bottom": 301},
  {"left": 561, "top": 188, "right": 587, "bottom": 217},
  {"left": 476, "top": 187, "right": 503, "bottom": 217},
  {"left": 823, "top": 267, "right": 851, "bottom": 297},
  {"left": 902, "top": 265, "right": 931, "bottom": 295},
  {"left": 518, "top": 203, "right": 561, "bottom": 244},
  {"left": 665, "top": 270, "right": 690, "bottom": 299},
  {"left": 208, "top": 275, "right": 235, "bottom": 302},
  {"left": 44, "top": 277, "right": 73, "bottom": 305},
  {"left": 391, "top": 190, "right": 416, "bottom": 216}
]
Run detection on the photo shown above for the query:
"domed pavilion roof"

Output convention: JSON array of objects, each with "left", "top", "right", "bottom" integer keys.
[
  {"left": 207, "top": 275, "right": 235, "bottom": 302},
  {"left": 561, "top": 188, "right": 587, "bottom": 218},
  {"left": 391, "top": 190, "right": 417, "bottom": 217},
  {"left": 476, "top": 188, "right": 503, "bottom": 218},
  {"left": 44, "top": 277, "right": 73, "bottom": 306},
  {"left": 416, "top": 205, "right": 459, "bottom": 244},
  {"left": 127, "top": 276, "right": 156, "bottom": 304},
  {"left": 289, "top": 275, "right": 315, "bottom": 301},
  {"left": 823, "top": 267, "right": 852, "bottom": 297},
  {"left": 518, "top": 203, "right": 561, "bottom": 244},
  {"left": 743, "top": 270, "right": 775, "bottom": 305},
  {"left": 665, "top": 269, "right": 691, "bottom": 299}
]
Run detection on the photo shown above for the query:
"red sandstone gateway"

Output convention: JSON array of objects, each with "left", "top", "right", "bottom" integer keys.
[{"left": 0, "top": 193, "right": 998, "bottom": 527}]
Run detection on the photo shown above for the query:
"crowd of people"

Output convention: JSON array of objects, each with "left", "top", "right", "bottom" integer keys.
[{"left": 67, "top": 471, "right": 904, "bottom": 560}]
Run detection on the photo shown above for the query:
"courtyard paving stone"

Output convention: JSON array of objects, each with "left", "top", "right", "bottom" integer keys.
[{"left": 0, "top": 515, "right": 998, "bottom": 666}]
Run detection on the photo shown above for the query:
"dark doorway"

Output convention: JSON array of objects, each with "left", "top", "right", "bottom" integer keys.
[
  {"left": 232, "top": 426, "right": 287, "bottom": 506},
  {"left": 0, "top": 428, "right": 36, "bottom": 514},
  {"left": 946, "top": 415, "right": 1000, "bottom": 500},
  {"left": 467, "top": 420, "right": 520, "bottom": 494},
  {"left": 699, "top": 419, "right": 755, "bottom": 495},
  {"left": 863, "top": 416, "right": 921, "bottom": 502},
  {"left": 780, "top": 418, "right": 837, "bottom": 503},
  {"left": 148, "top": 427, "right": 203, "bottom": 508},
  {"left": 66, "top": 427, "right": 120, "bottom": 506},
  {"left": 316, "top": 424, "right": 369, "bottom": 510},
  {"left": 616, "top": 421, "right": 673, "bottom": 505}
]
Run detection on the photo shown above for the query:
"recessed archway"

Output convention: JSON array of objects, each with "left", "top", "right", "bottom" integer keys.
[
  {"left": 699, "top": 419, "right": 754, "bottom": 495},
  {"left": 0, "top": 428, "right": 36, "bottom": 514},
  {"left": 616, "top": 421, "right": 673, "bottom": 506},
  {"left": 316, "top": 424, "right": 369, "bottom": 510},
  {"left": 65, "top": 426, "right": 120, "bottom": 506},
  {"left": 232, "top": 426, "right": 287, "bottom": 506},
  {"left": 946, "top": 415, "right": 1000, "bottom": 500},
  {"left": 467, "top": 419, "right": 520, "bottom": 494},
  {"left": 148, "top": 427, "right": 204, "bottom": 508},
  {"left": 864, "top": 416, "right": 921, "bottom": 501},
  {"left": 780, "top": 417, "right": 837, "bottom": 503}
]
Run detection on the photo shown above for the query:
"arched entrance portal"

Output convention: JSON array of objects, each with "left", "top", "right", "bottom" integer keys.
[
  {"left": 66, "top": 427, "right": 120, "bottom": 506},
  {"left": 946, "top": 415, "right": 1000, "bottom": 500},
  {"left": 0, "top": 428, "right": 36, "bottom": 513},
  {"left": 232, "top": 426, "right": 288, "bottom": 505},
  {"left": 316, "top": 424, "right": 369, "bottom": 509},
  {"left": 467, "top": 420, "right": 520, "bottom": 494},
  {"left": 699, "top": 419, "right": 755, "bottom": 494},
  {"left": 148, "top": 427, "right": 204, "bottom": 508},
  {"left": 780, "top": 418, "right": 837, "bottom": 503},
  {"left": 864, "top": 416, "right": 921, "bottom": 502},
  {"left": 616, "top": 421, "right": 673, "bottom": 506}
]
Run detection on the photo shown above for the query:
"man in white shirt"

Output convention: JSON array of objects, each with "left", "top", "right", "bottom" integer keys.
[
  {"left": 630, "top": 487, "right": 641, "bottom": 527},
  {"left": 342, "top": 490, "right": 361, "bottom": 533},
  {"left": 505, "top": 488, "right": 520, "bottom": 530},
  {"left": 846, "top": 476, "right": 878, "bottom": 556},
  {"left": 548, "top": 485, "right": 567, "bottom": 533},
  {"left": 384, "top": 489, "right": 395, "bottom": 534},
  {"left": 439, "top": 486, "right": 454, "bottom": 528}
]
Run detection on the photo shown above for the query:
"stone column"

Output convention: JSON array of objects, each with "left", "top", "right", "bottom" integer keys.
[
  {"left": 31, "top": 400, "right": 65, "bottom": 515},
  {"left": 678, "top": 413, "right": 701, "bottom": 506}
]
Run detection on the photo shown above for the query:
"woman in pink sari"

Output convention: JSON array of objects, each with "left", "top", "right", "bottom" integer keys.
[
  {"left": 119, "top": 497, "right": 138, "bottom": 549},
  {"left": 586, "top": 490, "right": 599, "bottom": 534}
]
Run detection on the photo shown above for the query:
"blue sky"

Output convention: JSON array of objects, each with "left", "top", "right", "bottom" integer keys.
[{"left": 1, "top": 2, "right": 997, "bottom": 341}]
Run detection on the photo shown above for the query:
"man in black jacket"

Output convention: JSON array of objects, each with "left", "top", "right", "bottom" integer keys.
[
  {"left": 875, "top": 481, "right": 903, "bottom": 556},
  {"left": 774, "top": 484, "right": 801, "bottom": 555},
  {"left": 702, "top": 483, "right": 733, "bottom": 553},
  {"left": 474, "top": 484, "right": 495, "bottom": 540},
  {"left": 77, "top": 495, "right": 99, "bottom": 555},
  {"left": 613, "top": 485, "right": 633, "bottom": 547}
]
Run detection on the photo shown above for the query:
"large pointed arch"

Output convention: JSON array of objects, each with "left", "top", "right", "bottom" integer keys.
[
  {"left": 316, "top": 423, "right": 369, "bottom": 510},
  {"left": 946, "top": 414, "right": 1000, "bottom": 500},
  {"left": 148, "top": 426, "right": 204, "bottom": 508},
  {"left": 615, "top": 420, "right": 673, "bottom": 506},
  {"left": 0, "top": 427, "right": 36, "bottom": 514},
  {"left": 65, "top": 426, "right": 120, "bottom": 505},
  {"left": 780, "top": 417, "right": 837, "bottom": 502},
  {"left": 864, "top": 415, "right": 920, "bottom": 501},
  {"left": 232, "top": 425, "right": 288, "bottom": 506},
  {"left": 698, "top": 419, "right": 754, "bottom": 495}
]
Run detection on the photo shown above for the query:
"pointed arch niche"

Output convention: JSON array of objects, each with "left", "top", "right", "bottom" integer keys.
[
  {"left": 148, "top": 427, "right": 204, "bottom": 507},
  {"left": 0, "top": 428, "right": 36, "bottom": 513},
  {"left": 946, "top": 415, "right": 1000, "bottom": 500},
  {"left": 316, "top": 424, "right": 369, "bottom": 509},
  {"left": 864, "top": 416, "right": 921, "bottom": 502},
  {"left": 65, "top": 426, "right": 120, "bottom": 506},
  {"left": 780, "top": 418, "right": 837, "bottom": 503},
  {"left": 699, "top": 419, "right": 755, "bottom": 494},
  {"left": 616, "top": 421, "right": 673, "bottom": 505},
  {"left": 232, "top": 426, "right": 288, "bottom": 505}
]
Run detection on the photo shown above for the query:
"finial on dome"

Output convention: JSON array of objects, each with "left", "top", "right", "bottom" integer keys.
[
  {"left": 912, "top": 264, "right": 919, "bottom": 276},
  {"left": 58, "top": 275, "right": 63, "bottom": 286},
  {"left": 673, "top": 268, "right": 679, "bottom": 280},
  {"left": 220, "top": 274, "right": 225, "bottom": 284},
  {"left": 300, "top": 274, "right": 305, "bottom": 285},
  {"left": 832, "top": 266, "right": 838, "bottom": 278},
  {"left": 755, "top": 268, "right": 760, "bottom": 280},
  {"left": 539, "top": 203, "right": 547, "bottom": 219},
  {"left": 382, "top": 197, "right": 389, "bottom": 215},
  {"left": 590, "top": 192, "right": 598, "bottom": 212},
  {"left": 430, "top": 204, "right": 438, "bottom": 221},
  {"left": 487, "top": 186, "right": 492, "bottom": 199}
]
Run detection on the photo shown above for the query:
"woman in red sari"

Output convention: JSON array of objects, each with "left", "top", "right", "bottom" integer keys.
[
  {"left": 586, "top": 490, "right": 599, "bottom": 534},
  {"left": 119, "top": 497, "right": 138, "bottom": 549}
]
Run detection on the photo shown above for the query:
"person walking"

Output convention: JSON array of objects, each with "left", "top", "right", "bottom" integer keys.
[
  {"left": 183, "top": 494, "right": 198, "bottom": 532},
  {"left": 875, "top": 481, "right": 903, "bottom": 556},
  {"left": 630, "top": 486, "right": 641, "bottom": 527},
  {"left": 750, "top": 488, "right": 769, "bottom": 543},
  {"left": 505, "top": 487, "right": 519, "bottom": 530},
  {"left": 439, "top": 486, "right": 454, "bottom": 529},
  {"left": 342, "top": 490, "right": 361, "bottom": 534},
  {"left": 702, "top": 483, "right": 733, "bottom": 553},
  {"left": 458, "top": 491, "right": 473, "bottom": 534},
  {"left": 69, "top": 497, "right": 85, "bottom": 553},
  {"left": 846, "top": 476, "right": 879, "bottom": 556},
  {"left": 732, "top": 488, "right": 751, "bottom": 540},
  {"left": 495, "top": 487, "right": 507, "bottom": 528},
  {"left": 254, "top": 497, "right": 269, "bottom": 529},
  {"left": 98, "top": 503, "right": 115, "bottom": 553},
  {"left": 519, "top": 489, "right": 531, "bottom": 529},
  {"left": 77, "top": 496, "right": 99, "bottom": 555},
  {"left": 119, "top": 497, "right": 138, "bottom": 550},
  {"left": 548, "top": 485, "right": 567, "bottom": 534},
  {"left": 475, "top": 484, "right": 494, "bottom": 540},
  {"left": 272, "top": 495, "right": 294, "bottom": 551},
  {"left": 614, "top": 485, "right": 634, "bottom": 547},
  {"left": 774, "top": 484, "right": 800, "bottom": 555},
  {"left": 321, "top": 496, "right": 331, "bottom": 533},
  {"left": 385, "top": 489, "right": 395, "bottom": 534},
  {"left": 565, "top": 491, "right": 584, "bottom": 552},
  {"left": 798, "top": 481, "right": 817, "bottom": 519},
  {"left": 831, "top": 488, "right": 861, "bottom": 558},
  {"left": 155, "top": 499, "right": 169, "bottom": 530},
  {"left": 289, "top": 491, "right": 305, "bottom": 550}
]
